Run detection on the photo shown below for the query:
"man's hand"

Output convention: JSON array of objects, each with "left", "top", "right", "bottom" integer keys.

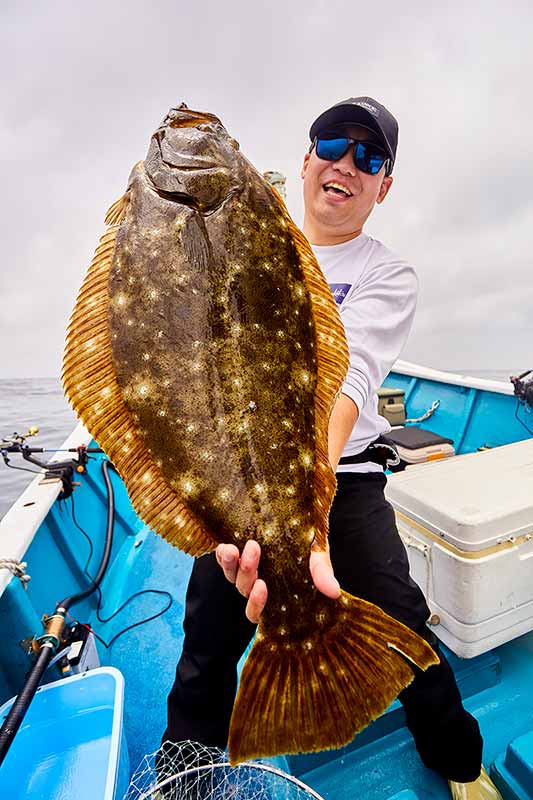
[{"left": 216, "top": 540, "right": 341, "bottom": 624}]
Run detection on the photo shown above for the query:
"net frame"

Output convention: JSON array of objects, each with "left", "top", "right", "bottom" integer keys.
[{"left": 125, "top": 741, "right": 326, "bottom": 800}]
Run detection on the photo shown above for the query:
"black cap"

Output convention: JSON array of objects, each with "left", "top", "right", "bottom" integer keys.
[{"left": 309, "top": 96, "right": 398, "bottom": 173}]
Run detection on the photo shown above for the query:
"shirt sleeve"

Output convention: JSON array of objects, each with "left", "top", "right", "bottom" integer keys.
[{"left": 339, "top": 257, "right": 418, "bottom": 414}]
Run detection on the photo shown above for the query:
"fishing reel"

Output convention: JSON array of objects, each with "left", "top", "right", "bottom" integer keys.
[
  {"left": 0, "top": 428, "right": 103, "bottom": 500},
  {"left": 511, "top": 370, "right": 533, "bottom": 407}
]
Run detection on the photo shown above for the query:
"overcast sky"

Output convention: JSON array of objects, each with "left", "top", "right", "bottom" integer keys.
[{"left": 2, "top": 0, "right": 532, "bottom": 379}]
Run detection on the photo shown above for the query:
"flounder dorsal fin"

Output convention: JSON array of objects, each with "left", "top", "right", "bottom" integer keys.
[{"left": 62, "top": 189, "right": 218, "bottom": 557}]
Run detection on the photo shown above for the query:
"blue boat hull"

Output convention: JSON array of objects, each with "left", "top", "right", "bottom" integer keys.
[{"left": 1, "top": 363, "right": 532, "bottom": 798}]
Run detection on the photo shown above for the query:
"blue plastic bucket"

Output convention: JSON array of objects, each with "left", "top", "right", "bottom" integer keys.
[{"left": 0, "top": 666, "right": 129, "bottom": 800}]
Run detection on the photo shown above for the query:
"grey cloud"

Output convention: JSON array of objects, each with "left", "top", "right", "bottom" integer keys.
[{"left": 2, "top": 0, "right": 533, "bottom": 377}]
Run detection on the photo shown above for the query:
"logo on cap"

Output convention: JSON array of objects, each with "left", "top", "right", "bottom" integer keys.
[{"left": 357, "top": 100, "right": 379, "bottom": 116}]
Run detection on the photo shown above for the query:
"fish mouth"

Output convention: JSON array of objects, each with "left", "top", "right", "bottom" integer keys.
[
  {"left": 152, "top": 185, "right": 201, "bottom": 212},
  {"left": 322, "top": 181, "right": 353, "bottom": 198},
  {"left": 166, "top": 104, "right": 223, "bottom": 130}
]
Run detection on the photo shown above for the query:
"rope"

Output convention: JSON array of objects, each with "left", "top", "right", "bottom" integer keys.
[
  {"left": 0, "top": 559, "right": 31, "bottom": 589},
  {"left": 405, "top": 399, "right": 440, "bottom": 424}
]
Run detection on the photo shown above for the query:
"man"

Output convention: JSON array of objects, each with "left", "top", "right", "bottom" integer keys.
[{"left": 163, "top": 97, "right": 501, "bottom": 800}]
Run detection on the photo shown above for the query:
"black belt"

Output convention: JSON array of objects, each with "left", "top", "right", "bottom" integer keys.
[{"left": 338, "top": 436, "right": 400, "bottom": 469}]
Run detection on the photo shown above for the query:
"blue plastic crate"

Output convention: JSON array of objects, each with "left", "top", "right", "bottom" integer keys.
[{"left": 0, "top": 667, "right": 129, "bottom": 800}]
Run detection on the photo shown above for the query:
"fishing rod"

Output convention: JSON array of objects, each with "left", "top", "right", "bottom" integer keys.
[{"left": 511, "top": 369, "right": 533, "bottom": 406}]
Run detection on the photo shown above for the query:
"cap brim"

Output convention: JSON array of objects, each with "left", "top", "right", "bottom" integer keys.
[{"left": 309, "top": 104, "right": 394, "bottom": 161}]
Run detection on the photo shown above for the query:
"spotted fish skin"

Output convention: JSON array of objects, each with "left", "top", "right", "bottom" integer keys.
[
  {"left": 109, "top": 147, "right": 319, "bottom": 571},
  {"left": 63, "top": 105, "right": 438, "bottom": 767}
]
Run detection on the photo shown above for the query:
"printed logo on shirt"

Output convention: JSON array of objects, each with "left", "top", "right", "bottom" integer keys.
[{"left": 329, "top": 283, "right": 352, "bottom": 305}]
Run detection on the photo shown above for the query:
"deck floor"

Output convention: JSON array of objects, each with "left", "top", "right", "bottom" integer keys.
[{"left": 89, "top": 528, "right": 533, "bottom": 798}]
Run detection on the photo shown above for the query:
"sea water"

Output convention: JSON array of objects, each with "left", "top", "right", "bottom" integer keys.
[{"left": 0, "top": 370, "right": 516, "bottom": 520}]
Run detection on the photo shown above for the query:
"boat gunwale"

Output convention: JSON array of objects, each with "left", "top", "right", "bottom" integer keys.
[
  {"left": 0, "top": 421, "right": 90, "bottom": 599},
  {"left": 394, "top": 359, "right": 515, "bottom": 396}
]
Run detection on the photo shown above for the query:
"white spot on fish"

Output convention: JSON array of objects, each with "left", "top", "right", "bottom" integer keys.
[{"left": 300, "top": 452, "right": 312, "bottom": 467}]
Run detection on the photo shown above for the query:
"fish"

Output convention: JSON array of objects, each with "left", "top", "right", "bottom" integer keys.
[{"left": 62, "top": 104, "right": 438, "bottom": 766}]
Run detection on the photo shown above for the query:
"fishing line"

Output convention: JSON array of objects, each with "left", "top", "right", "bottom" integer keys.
[
  {"left": 69, "top": 492, "right": 173, "bottom": 648},
  {"left": 514, "top": 400, "right": 533, "bottom": 435},
  {"left": 1, "top": 461, "right": 42, "bottom": 475}
]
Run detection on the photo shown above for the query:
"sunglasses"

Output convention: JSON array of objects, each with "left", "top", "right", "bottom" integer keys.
[{"left": 313, "top": 134, "right": 391, "bottom": 176}]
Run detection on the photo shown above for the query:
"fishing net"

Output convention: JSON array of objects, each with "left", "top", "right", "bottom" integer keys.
[{"left": 125, "top": 740, "right": 326, "bottom": 800}]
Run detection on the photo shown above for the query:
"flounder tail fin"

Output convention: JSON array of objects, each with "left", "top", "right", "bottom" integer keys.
[{"left": 228, "top": 590, "right": 438, "bottom": 765}]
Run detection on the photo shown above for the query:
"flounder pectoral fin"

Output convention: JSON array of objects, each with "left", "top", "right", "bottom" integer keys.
[
  {"left": 62, "top": 191, "right": 218, "bottom": 558},
  {"left": 228, "top": 590, "right": 439, "bottom": 764}
]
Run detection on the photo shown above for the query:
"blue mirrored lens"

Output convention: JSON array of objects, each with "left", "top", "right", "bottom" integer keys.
[
  {"left": 355, "top": 142, "right": 386, "bottom": 175},
  {"left": 315, "top": 137, "right": 350, "bottom": 162}
]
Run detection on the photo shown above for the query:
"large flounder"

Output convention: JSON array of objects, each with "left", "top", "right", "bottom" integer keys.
[{"left": 62, "top": 105, "right": 437, "bottom": 765}]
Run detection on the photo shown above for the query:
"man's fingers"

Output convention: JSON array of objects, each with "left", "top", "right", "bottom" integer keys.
[
  {"left": 235, "top": 540, "right": 261, "bottom": 598},
  {"left": 309, "top": 548, "right": 341, "bottom": 599},
  {"left": 215, "top": 543, "right": 240, "bottom": 584},
  {"left": 246, "top": 578, "right": 268, "bottom": 624}
]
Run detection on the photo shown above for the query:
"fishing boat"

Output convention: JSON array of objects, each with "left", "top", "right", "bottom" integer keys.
[{"left": 0, "top": 360, "right": 532, "bottom": 799}]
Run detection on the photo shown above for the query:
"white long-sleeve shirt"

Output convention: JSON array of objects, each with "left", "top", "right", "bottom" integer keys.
[{"left": 311, "top": 233, "right": 418, "bottom": 474}]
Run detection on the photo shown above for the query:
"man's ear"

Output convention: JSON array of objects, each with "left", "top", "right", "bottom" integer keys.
[
  {"left": 376, "top": 175, "right": 393, "bottom": 204},
  {"left": 301, "top": 152, "right": 311, "bottom": 179}
]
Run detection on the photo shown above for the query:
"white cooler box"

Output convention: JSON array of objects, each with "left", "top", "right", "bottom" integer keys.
[{"left": 385, "top": 439, "right": 533, "bottom": 658}]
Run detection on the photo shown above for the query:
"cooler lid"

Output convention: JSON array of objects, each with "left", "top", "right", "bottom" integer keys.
[{"left": 385, "top": 439, "right": 533, "bottom": 551}]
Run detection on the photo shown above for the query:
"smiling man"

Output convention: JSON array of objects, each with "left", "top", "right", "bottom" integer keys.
[{"left": 164, "top": 97, "right": 501, "bottom": 800}]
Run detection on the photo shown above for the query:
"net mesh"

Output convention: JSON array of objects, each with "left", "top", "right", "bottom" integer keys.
[{"left": 125, "top": 740, "right": 326, "bottom": 800}]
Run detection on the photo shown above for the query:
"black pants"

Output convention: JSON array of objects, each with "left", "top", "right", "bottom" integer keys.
[{"left": 163, "top": 472, "right": 482, "bottom": 782}]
